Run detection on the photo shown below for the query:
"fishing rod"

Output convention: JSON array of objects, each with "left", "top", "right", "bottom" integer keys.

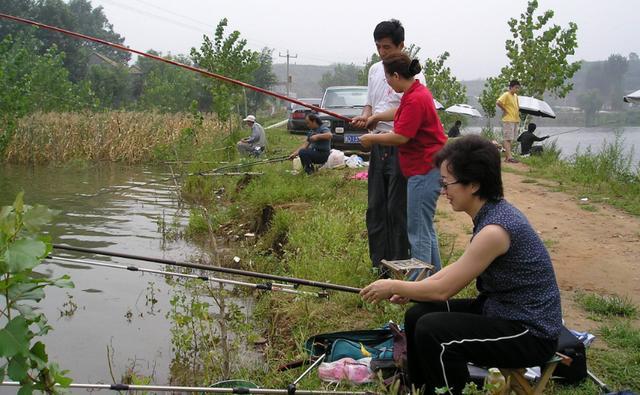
[
  {"left": 89, "top": 155, "right": 285, "bottom": 197},
  {"left": 46, "top": 256, "right": 326, "bottom": 298},
  {"left": 52, "top": 244, "right": 363, "bottom": 294},
  {"left": 199, "top": 156, "right": 291, "bottom": 176},
  {"left": 0, "top": 381, "right": 374, "bottom": 394},
  {"left": 545, "top": 119, "right": 626, "bottom": 137},
  {"left": 0, "top": 13, "right": 351, "bottom": 122}
]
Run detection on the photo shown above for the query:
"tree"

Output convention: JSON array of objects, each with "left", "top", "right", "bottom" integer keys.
[
  {"left": 246, "top": 47, "right": 277, "bottom": 114},
  {"left": 577, "top": 89, "right": 603, "bottom": 126},
  {"left": 0, "top": 32, "right": 91, "bottom": 116},
  {"left": 478, "top": 75, "right": 508, "bottom": 124},
  {"left": 319, "top": 63, "right": 361, "bottom": 90},
  {"left": 0, "top": 0, "right": 129, "bottom": 81},
  {"left": 422, "top": 52, "right": 467, "bottom": 126},
  {"left": 480, "top": 1, "right": 580, "bottom": 126},
  {"left": 604, "top": 54, "right": 628, "bottom": 110},
  {"left": 136, "top": 52, "right": 205, "bottom": 112},
  {"left": 86, "top": 63, "right": 132, "bottom": 109},
  {"left": 191, "top": 18, "right": 260, "bottom": 121},
  {"left": 357, "top": 53, "right": 380, "bottom": 85},
  {"left": 629, "top": 52, "right": 639, "bottom": 63},
  {"left": 502, "top": 0, "right": 581, "bottom": 99}
]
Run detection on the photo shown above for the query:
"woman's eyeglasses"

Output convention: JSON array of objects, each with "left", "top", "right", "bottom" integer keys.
[{"left": 439, "top": 179, "right": 460, "bottom": 189}]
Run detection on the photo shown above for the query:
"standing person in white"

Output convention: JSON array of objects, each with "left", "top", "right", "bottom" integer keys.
[{"left": 351, "top": 20, "right": 427, "bottom": 274}]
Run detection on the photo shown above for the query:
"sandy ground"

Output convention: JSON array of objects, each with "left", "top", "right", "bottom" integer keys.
[{"left": 435, "top": 164, "right": 640, "bottom": 333}]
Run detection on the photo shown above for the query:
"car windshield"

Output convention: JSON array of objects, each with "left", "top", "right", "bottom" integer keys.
[{"left": 323, "top": 88, "right": 367, "bottom": 108}]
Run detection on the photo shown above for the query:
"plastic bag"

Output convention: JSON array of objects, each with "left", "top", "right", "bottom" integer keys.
[
  {"left": 322, "top": 149, "right": 346, "bottom": 169},
  {"left": 345, "top": 154, "right": 365, "bottom": 168},
  {"left": 318, "top": 357, "right": 373, "bottom": 384}
]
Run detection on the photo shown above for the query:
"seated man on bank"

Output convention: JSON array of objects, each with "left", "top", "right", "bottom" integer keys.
[
  {"left": 360, "top": 135, "right": 561, "bottom": 394},
  {"left": 237, "top": 115, "right": 267, "bottom": 157},
  {"left": 288, "top": 113, "right": 332, "bottom": 174},
  {"left": 517, "top": 123, "right": 549, "bottom": 156},
  {"left": 448, "top": 120, "right": 462, "bottom": 138}
]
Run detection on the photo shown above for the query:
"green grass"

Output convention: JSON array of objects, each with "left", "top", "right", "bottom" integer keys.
[
  {"left": 177, "top": 127, "right": 638, "bottom": 394},
  {"left": 579, "top": 204, "right": 598, "bottom": 212},
  {"left": 519, "top": 134, "right": 640, "bottom": 216},
  {"left": 575, "top": 292, "right": 638, "bottom": 318}
]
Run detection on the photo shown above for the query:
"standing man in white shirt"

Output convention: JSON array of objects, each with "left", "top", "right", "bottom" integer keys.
[{"left": 352, "top": 19, "right": 426, "bottom": 274}]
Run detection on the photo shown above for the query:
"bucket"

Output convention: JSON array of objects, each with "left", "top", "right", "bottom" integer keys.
[{"left": 292, "top": 157, "right": 302, "bottom": 172}]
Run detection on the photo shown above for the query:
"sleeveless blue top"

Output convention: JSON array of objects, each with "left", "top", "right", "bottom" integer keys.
[{"left": 473, "top": 199, "right": 562, "bottom": 339}]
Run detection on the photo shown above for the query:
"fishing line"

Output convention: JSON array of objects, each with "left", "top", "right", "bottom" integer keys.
[
  {"left": 52, "top": 244, "right": 363, "bottom": 294},
  {"left": 46, "top": 256, "right": 326, "bottom": 298}
]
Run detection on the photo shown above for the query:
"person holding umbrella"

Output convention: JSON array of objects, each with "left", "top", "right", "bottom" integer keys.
[
  {"left": 359, "top": 53, "right": 446, "bottom": 272},
  {"left": 496, "top": 80, "right": 521, "bottom": 163}
]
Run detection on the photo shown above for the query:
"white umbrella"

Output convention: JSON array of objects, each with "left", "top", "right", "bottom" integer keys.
[
  {"left": 623, "top": 89, "right": 640, "bottom": 103},
  {"left": 518, "top": 96, "right": 556, "bottom": 118},
  {"left": 445, "top": 104, "right": 482, "bottom": 118},
  {"left": 433, "top": 98, "right": 445, "bottom": 110}
]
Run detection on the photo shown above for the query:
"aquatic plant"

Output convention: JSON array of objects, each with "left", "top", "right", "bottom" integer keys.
[{"left": 0, "top": 192, "right": 74, "bottom": 393}]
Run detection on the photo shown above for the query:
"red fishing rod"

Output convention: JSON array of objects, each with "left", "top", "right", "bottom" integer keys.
[{"left": 0, "top": 12, "right": 351, "bottom": 122}]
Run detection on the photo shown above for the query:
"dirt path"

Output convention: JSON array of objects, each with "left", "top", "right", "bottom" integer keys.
[{"left": 435, "top": 164, "right": 640, "bottom": 332}]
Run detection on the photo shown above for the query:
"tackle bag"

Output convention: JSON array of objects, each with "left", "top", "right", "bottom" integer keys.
[
  {"left": 304, "top": 322, "right": 406, "bottom": 374},
  {"left": 554, "top": 325, "right": 588, "bottom": 384}
]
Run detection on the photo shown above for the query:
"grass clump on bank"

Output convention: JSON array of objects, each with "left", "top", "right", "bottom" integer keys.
[
  {"left": 575, "top": 292, "right": 638, "bottom": 319},
  {"left": 519, "top": 134, "right": 640, "bottom": 215}
]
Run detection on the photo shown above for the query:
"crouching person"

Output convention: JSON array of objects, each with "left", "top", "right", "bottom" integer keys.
[
  {"left": 237, "top": 115, "right": 267, "bottom": 157},
  {"left": 360, "top": 135, "right": 562, "bottom": 394},
  {"left": 288, "top": 113, "right": 332, "bottom": 174}
]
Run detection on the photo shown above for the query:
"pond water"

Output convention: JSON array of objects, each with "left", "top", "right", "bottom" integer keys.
[
  {"left": 0, "top": 163, "right": 259, "bottom": 392},
  {"left": 465, "top": 126, "right": 640, "bottom": 169}
]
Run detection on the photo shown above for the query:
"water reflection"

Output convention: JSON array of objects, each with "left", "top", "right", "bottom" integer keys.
[{"left": 0, "top": 163, "right": 259, "bottom": 390}]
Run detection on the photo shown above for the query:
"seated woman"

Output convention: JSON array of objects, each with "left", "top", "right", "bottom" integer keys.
[
  {"left": 289, "top": 113, "right": 332, "bottom": 174},
  {"left": 360, "top": 135, "right": 562, "bottom": 394}
]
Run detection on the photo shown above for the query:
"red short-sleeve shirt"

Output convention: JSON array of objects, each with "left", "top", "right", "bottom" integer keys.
[{"left": 393, "top": 80, "right": 446, "bottom": 177}]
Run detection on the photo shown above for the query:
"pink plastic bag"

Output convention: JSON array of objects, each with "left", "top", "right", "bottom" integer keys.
[{"left": 318, "top": 357, "right": 373, "bottom": 384}]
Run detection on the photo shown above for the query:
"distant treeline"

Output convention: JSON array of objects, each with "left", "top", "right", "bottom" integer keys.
[{"left": 0, "top": 0, "right": 278, "bottom": 117}]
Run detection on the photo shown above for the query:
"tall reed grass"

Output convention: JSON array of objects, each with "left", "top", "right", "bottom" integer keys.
[{"left": 3, "top": 111, "right": 237, "bottom": 164}]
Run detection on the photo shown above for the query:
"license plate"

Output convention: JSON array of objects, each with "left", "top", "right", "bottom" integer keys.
[{"left": 344, "top": 134, "right": 360, "bottom": 144}]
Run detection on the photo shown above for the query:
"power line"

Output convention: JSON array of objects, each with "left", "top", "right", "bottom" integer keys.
[{"left": 93, "top": 0, "right": 344, "bottom": 65}]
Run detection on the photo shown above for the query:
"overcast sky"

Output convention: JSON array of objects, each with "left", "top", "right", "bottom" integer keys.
[{"left": 89, "top": 0, "right": 638, "bottom": 80}]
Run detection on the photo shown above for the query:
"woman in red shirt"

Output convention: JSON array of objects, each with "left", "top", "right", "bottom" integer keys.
[{"left": 360, "top": 53, "right": 446, "bottom": 273}]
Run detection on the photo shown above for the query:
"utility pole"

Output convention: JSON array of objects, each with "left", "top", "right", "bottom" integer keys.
[{"left": 279, "top": 50, "right": 298, "bottom": 98}]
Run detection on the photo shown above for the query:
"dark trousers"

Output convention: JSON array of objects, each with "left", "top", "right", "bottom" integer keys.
[
  {"left": 366, "top": 144, "right": 410, "bottom": 268},
  {"left": 298, "top": 148, "right": 329, "bottom": 174},
  {"left": 404, "top": 300, "right": 557, "bottom": 394}
]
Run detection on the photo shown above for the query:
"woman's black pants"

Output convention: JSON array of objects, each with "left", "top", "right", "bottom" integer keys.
[{"left": 404, "top": 299, "right": 557, "bottom": 394}]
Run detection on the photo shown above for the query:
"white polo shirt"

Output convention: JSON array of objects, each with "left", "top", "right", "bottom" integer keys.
[{"left": 366, "top": 60, "right": 427, "bottom": 133}]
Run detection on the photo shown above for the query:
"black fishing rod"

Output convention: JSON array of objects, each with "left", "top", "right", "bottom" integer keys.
[
  {"left": 52, "top": 244, "right": 363, "bottom": 294},
  {"left": 46, "top": 256, "right": 326, "bottom": 298},
  {"left": 0, "top": 381, "right": 374, "bottom": 394}
]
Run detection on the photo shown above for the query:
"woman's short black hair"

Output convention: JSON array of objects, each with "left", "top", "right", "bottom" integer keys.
[
  {"left": 306, "top": 112, "right": 322, "bottom": 126},
  {"left": 382, "top": 53, "right": 421, "bottom": 79},
  {"left": 373, "top": 19, "right": 404, "bottom": 46},
  {"left": 434, "top": 135, "right": 504, "bottom": 201}
]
